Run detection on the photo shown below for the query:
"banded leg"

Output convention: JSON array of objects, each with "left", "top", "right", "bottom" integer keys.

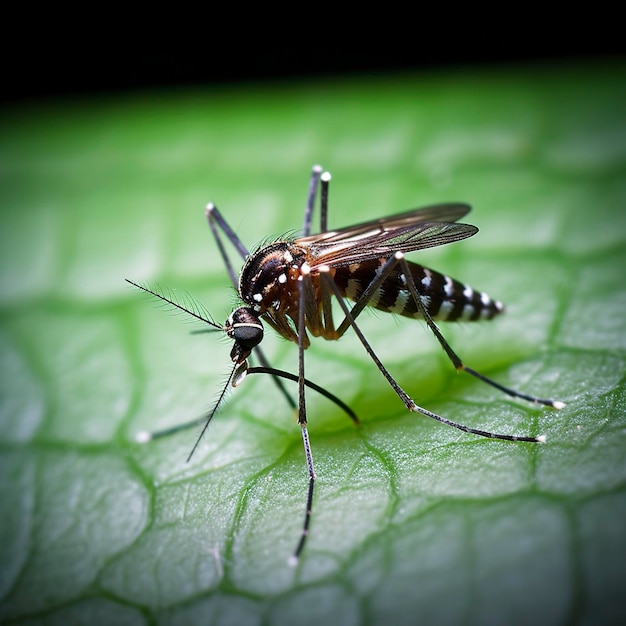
[{"left": 290, "top": 264, "right": 317, "bottom": 564}]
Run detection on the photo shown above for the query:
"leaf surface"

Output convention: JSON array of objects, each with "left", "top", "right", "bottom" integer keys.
[{"left": 1, "top": 64, "right": 625, "bottom": 625}]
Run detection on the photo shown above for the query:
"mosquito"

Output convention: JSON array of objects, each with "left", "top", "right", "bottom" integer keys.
[{"left": 127, "top": 165, "right": 564, "bottom": 565}]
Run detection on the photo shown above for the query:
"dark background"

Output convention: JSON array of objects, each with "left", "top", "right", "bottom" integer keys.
[{"left": 4, "top": 41, "right": 621, "bottom": 106}]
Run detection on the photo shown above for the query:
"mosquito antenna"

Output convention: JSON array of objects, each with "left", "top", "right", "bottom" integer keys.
[
  {"left": 125, "top": 279, "right": 221, "bottom": 330},
  {"left": 186, "top": 361, "right": 239, "bottom": 462}
]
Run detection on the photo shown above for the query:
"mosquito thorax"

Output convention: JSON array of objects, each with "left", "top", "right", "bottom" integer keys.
[
  {"left": 238, "top": 241, "right": 307, "bottom": 313},
  {"left": 225, "top": 306, "right": 264, "bottom": 363}
]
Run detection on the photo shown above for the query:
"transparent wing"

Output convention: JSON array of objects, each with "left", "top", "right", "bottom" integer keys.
[
  {"left": 298, "top": 202, "right": 471, "bottom": 244},
  {"left": 295, "top": 203, "right": 478, "bottom": 269}
]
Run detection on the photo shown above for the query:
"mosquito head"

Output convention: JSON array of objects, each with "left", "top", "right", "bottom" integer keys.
[{"left": 225, "top": 306, "right": 264, "bottom": 363}]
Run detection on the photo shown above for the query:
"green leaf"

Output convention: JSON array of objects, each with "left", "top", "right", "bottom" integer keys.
[{"left": 1, "top": 63, "right": 625, "bottom": 625}]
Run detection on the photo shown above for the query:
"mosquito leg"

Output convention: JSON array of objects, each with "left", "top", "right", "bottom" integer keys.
[
  {"left": 302, "top": 165, "right": 323, "bottom": 237},
  {"left": 397, "top": 255, "right": 565, "bottom": 410},
  {"left": 297, "top": 266, "right": 310, "bottom": 427},
  {"left": 205, "top": 203, "right": 249, "bottom": 289},
  {"left": 289, "top": 263, "right": 318, "bottom": 564},
  {"left": 289, "top": 424, "right": 316, "bottom": 566},
  {"left": 319, "top": 275, "right": 336, "bottom": 335},
  {"left": 320, "top": 171, "right": 330, "bottom": 233},
  {"left": 319, "top": 268, "right": 545, "bottom": 443}
]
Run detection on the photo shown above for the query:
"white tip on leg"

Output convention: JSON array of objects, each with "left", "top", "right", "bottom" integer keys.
[
  {"left": 321, "top": 171, "right": 331, "bottom": 182},
  {"left": 135, "top": 431, "right": 152, "bottom": 443},
  {"left": 288, "top": 555, "right": 299, "bottom": 567},
  {"left": 536, "top": 435, "right": 547, "bottom": 443},
  {"left": 312, "top": 164, "right": 322, "bottom": 173},
  {"left": 552, "top": 401, "right": 566, "bottom": 410},
  {"left": 205, "top": 202, "right": 215, "bottom": 216}
]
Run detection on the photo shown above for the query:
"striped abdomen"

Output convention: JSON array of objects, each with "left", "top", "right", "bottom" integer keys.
[{"left": 333, "top": 258, "right": 504, "bottom": 322}]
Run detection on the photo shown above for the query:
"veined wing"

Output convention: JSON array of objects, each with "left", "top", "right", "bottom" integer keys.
[
  {"left": 297, "top": 203, "right": 471, "bottom": 245},
  {"left": 296, "top": 203, "right": 478, "bottom": 269}
]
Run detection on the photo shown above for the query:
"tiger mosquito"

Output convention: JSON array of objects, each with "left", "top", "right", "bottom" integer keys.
[{"left": 127, "top": 165, "right": 564, "bottom": 565}]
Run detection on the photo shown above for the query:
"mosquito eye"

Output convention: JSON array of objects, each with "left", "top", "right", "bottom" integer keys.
[
  {"left": 229, "top": 323, "right": 263, "bottom": 363},
  {"left": 232, "top": 324, "right": 263, "bottom": 349}
]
